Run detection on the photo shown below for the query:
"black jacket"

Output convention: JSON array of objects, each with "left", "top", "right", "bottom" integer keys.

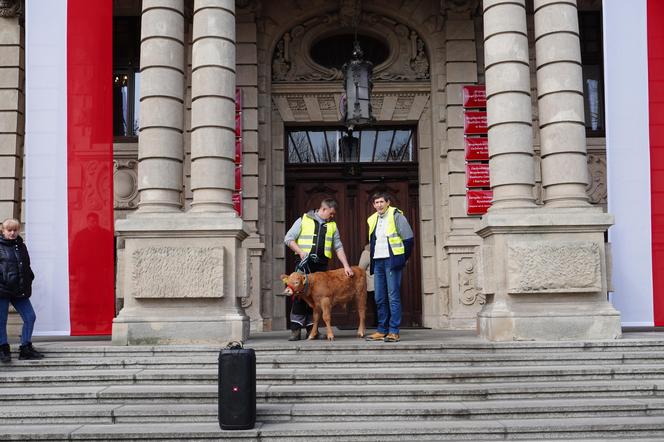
[{"left": 0, "top": 235, "right": 34, "bottom": 299}]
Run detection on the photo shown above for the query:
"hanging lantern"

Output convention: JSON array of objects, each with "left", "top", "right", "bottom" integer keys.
[
  {"left": 341, "top": 40, "right": 375, "bottom": 130},
  {"left": 339, "top": 131, "right": 360, "bottom": 162}
]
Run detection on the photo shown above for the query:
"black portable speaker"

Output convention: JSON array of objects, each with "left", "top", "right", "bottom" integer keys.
[{"left": 218, "top": 343, "right": 256, "bottom": 430}]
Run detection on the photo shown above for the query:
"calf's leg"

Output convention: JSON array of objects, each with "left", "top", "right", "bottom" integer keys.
[
  {"left": 308, "top": 308, "right": 320, "bottom": 340},
  {"left": 320, "top": 298, "right": 334, "bottom": 341}
]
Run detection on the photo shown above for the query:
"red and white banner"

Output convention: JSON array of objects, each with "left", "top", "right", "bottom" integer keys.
[
  {"left": 25, "top": 0, "right": 114, "bottom": 335},
  {"left": 605, "top": 0, "right": 664, "bottom": 326}
]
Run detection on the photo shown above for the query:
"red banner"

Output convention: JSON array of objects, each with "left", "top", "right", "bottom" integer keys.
[
  {"left": 462, "top": 85, "right": 487, "bottom": 108},
  {"left": 465, "top": 137, "right": 489, "bottom": 161},
  {"left": 466, "top": 190, "right": 493, "bottom": 215},
  {"left": 466, "top": 163, "right": 490, "bottom": 188},
  {"left": 464, "top": 111, "right": 488, "bottom": 135}
]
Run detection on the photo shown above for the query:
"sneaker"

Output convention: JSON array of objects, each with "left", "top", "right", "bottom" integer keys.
[
  {"left": 365, "top": 332, "right": 386, "bottom": 341},
  {"left": 18, "top": 343, "right": 44, "bottom": 360},
  {"left": 383, "top": 333, "right": 400, "bottom": 342},
  {"left": 0, "top": 343, "right": 10, "bottom": 363}
]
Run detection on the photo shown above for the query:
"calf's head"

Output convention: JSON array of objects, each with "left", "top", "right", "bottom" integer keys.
[{"left": 280, "top": 271, "right": 307, "bottom": 296}]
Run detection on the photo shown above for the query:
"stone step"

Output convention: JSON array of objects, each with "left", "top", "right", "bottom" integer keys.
[
  {"left": 2, "top": 398, "right": 664, "bottom": 425},
  {"left": 4, "top": 350, "right": 664, "bottom": 371},
  {"left": 2, "top": 379, "right": 664, "bottom": 405},
  {"left": 2, "top": 364, "right": 664, "bottom": 387},
  {"left": 24, "top": 337, "right": 664, "bottom": 359},
  {"left": 1, "top": 416, "right": 664, "bottom": 441}
]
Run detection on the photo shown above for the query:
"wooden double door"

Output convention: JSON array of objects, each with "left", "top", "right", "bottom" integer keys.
[{"left": 285, "top": 163, "right": 422, "bottom": 329}]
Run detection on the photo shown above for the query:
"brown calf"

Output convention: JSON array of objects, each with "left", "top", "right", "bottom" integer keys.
[{"left": 281, "top": 266, "right": 367, "bottom": 341}]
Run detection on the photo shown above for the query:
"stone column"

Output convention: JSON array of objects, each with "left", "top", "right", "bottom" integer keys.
[
  {"left": 475, "top": 0, "right": 620, "bottom": 341},
  {"left": 534, "top": 0, "right": 589, "bottom": 207},
  {"left": 136, "top": 0, "right": 185, "bottom": 212},
  {"left": 113, "top": 0, "right": 250, "bottom": 345},
  {"left": 189, "top": 0, "right": 236, "bottom": 212},
  {"left": 483, "top": 0, "right": 536, "bottom": 209}
]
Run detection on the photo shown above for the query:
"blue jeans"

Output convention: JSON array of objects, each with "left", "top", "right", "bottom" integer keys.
[
  {"left": 0, "top": 297, "right": 36, "bottom": 345},
  {"left": 373, "top": 258, "right": 403, "bottom": 335}
]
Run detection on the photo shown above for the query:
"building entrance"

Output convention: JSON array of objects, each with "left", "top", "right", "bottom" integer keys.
[{"left": 284, "top": 127, "right": 422, "bottom": 329}]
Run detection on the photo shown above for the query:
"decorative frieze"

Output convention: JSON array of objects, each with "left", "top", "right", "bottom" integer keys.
[
  {"left": 507, "top": 241, "right": 601, "bottom": 294},
  {"left": 132, "top": 246, "right": 225, "bottom": 298}
]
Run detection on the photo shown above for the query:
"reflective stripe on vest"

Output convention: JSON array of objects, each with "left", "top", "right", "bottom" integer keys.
[
  {"left": 367, "top": 206, "right": 405, "bottom": 256},
  {"left": 296, "top": 214, "right": 337, "bottom": 259}
]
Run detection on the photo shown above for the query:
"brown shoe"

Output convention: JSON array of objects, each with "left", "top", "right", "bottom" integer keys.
[
  {"left": 365, "top": 332, "right": 386, "bottom": 341},
  {"left": 383, "top": 333, "right": 400, "bottom": 342}
]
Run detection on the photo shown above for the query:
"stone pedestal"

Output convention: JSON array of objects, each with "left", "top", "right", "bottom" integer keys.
[
  {"left": 476, "top": 208, "right": 621, "bottom": 341},
  {"left": 112, "top": 213, "right": 250, "bottom": 345}
]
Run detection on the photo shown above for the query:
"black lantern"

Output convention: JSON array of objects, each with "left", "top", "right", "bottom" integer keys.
[
  {"left": 339, "top": 131, "right": 360, "bottom": 162},
  {"left": 341, "top": 40, "right": 375, "bottom": 129}
]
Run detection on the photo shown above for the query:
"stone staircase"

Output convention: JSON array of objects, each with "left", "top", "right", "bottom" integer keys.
[{"left": 1, "top": 330, "right": 664, "bottom": 440}]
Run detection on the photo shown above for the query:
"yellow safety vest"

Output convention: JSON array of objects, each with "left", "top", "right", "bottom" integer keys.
[
  {"left": 296, "top": 214, "right": 337, "bottom": 259},
  {"left": 367, "top": 206, "right": 405, "bottom": 256}
]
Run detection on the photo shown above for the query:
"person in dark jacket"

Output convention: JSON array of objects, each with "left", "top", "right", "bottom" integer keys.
[{"left": 0, "top": 218, "right": 42, "bottom": 362}]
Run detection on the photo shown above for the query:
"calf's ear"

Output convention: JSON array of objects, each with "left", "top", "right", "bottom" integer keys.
[{"left": 280, "top": 274, "right": 289, "bottom": 284}]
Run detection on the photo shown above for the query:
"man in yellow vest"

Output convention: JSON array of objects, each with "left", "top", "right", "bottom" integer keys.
[
  {"left": 284, "top": 198, "right": 354, "bottom": 341},
  {"left": 365, "top": 192, "right": 414, "bottom": 343}
]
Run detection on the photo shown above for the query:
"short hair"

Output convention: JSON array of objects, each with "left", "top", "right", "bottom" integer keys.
[
  {"left": 320, "top": 198, "right": 338, "bottom": 210},
  {"left": 371, "top": 192, "right": 392, "bottom": 203},
  {"left": 1, "top": 218, "right": 20, "bottom": 230}
]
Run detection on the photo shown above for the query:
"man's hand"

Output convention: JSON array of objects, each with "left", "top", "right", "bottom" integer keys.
[
  {"left": 344, "top": 266, "right": 354, "bottom": 277},
  {"left": 298, "top": 251, "right": 308, "bottom": 260}
]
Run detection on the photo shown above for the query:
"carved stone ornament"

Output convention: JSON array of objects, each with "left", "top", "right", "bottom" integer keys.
[
  {"left": 458, "top": 256, "right": 485, "bottom": 306},
  {"left": 132, "top": 247, "right": 224, "bottom": 298},
  {"left": 271, "top": 12, "right": 430, "bottom": 82},
  {"left": 441, "top": 0, "right": 480, "bottom": 15},
  {"left": 0, "top": 0, "right": 21, "bottom": 18},
  {"left": 113, "top": 160, "right": 139, "bottom": 209},
  {"left": 507, "top": 241, "right": 602, "bottom": 294},
  {"left": 586, "top": 153, "right": 607, "bottom": 205}
]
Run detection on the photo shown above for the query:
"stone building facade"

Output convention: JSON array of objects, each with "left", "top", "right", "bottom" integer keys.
[{"left": 0, "top": 0, "right": 618, "bottom": 343}]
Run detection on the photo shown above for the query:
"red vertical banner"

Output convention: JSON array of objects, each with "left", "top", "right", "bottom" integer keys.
[
  {"left": 67, "top": 0, "right": 115, "bottom": 335},
  {"left": 648, "top": 0, "right": 664, "bottom": 325}
]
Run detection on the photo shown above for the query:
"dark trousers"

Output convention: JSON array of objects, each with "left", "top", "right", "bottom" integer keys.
[{"left": 289, "top": 258, "right": 327, "bottom": 331}]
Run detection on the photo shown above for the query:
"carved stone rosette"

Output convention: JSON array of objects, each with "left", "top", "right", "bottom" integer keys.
[
  {"left": 113, "top": 160, "right": 139, "bottom": 209},
  {"left": 271, "top": 12, "right": 430, "bottom": 82}
]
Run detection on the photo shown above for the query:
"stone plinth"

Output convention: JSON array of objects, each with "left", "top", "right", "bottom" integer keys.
[
  {"left": 476, "top": 208, "right": 621, "bottom": 341},
  {"left": 112, "top": 213, "right": 250, "bottom": 345}
]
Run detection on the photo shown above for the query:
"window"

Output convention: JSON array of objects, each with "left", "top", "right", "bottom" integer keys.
[
  {"left": 113, "top": 17, "right": 141, "bottom": 139},
  {"left": 286, "top": 127, "right": 416, "bottom": 164},
  {"left": 310, "top": 34, "right": 389, "bottom": 70},
  {"left": 579, "top": 11, "right": 605, "bottom": 136}
]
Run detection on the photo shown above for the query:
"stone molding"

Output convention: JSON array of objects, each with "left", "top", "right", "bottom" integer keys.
[
  {"left": 132, "top": 246, "right": 225, "bottom": 298},
  {"left": 271, "top": 11, "right": 429, "bottom": 82},
  {"left": 507, "top": 241, "right": 601, "bottom": 294}
]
